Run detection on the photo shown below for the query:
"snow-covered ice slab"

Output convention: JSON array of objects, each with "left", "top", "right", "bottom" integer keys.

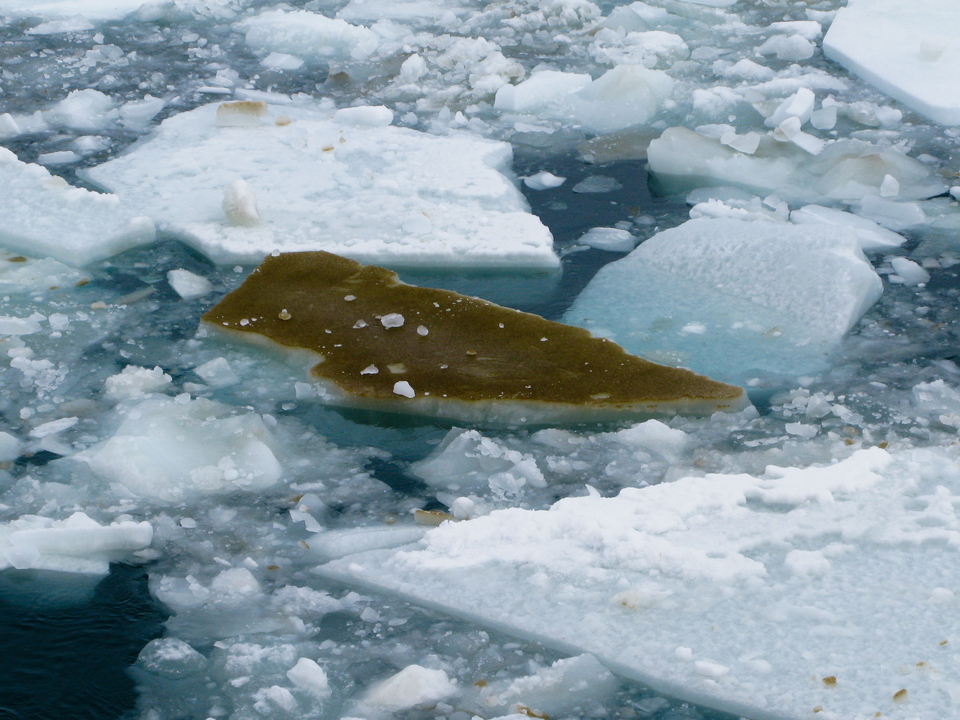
[
  {"left": 83, "top": 102, "right": 557, "bottom": 268},
  {"left": 0, "top": 148, "right": 155, "bottom": 267},
  {"left": 824, "top": 0, "right": 960, "bottom": 126},
  {"left": 563, "top": 218, "right": 882, "bottom": 386},
  {"left": 319, "top": 446, "right": 960, "bottom": 720},
  {"left": 0, "top": 512, "right": 152, "bottom": 575},
  {"left": 0, "top": 0, "right": 145, "bottom": 21}
]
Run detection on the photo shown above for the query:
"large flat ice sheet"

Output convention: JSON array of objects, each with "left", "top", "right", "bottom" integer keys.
[
  {"left": 83, "top": 102, "right": 558, "bottom": 268},
  {"left": 563, "top": 218, "right": 882, "bottom": 386},
  {"left": 823, "top": 0, "right": 960, "bottom": 126},
  {"left": 319, "top": 446, "right": 960, "bottom": 720}
]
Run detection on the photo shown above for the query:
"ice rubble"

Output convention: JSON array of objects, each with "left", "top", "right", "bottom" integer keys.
[
  {"left": 824, "top": 0, "right": 960, "bottom": 126},
  {"left": 0, "top": 148, "right": 155, "bottom": 267},
  {"left": 0, "top": 512, "right": 152, "bottom": 575},
  {"left": 72, "top": 395, "right": 282, "bottom": 504},
  {"left": 564, "top": 218, "right": 883, "bottom": 386},
  {"left": 320, "top": 446, "right": 960, "bottom": 720},
  {"left": 83, "top": 101, "right": 557, "bottom": 268}
]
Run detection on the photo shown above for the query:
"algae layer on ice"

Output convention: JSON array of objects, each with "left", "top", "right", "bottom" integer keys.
[{"left": 202, "top": 252, "right": 747, "bottom": 423}]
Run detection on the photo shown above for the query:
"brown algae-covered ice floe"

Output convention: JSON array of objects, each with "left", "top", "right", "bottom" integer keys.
[{"left": 202, "top": 251, "right": 748, "bottom": 424}]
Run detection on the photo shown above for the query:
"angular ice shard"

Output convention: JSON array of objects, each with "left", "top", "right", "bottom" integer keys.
[
  {"left": 0, "top": 148, "right": 155, "bottom": 267},
  {"left": 824, "top": 0, "right": 960, "bottom": 125},
  {"left": 83, "top": 101, "right": 557, "bottom": 269},
  {"left": 0, "top": 512, "right": 152, "bottom": 575},
  {"left": 201, "top": 251, "right": 747, "bottom": 424},
  {"left": 564, "top": 218, "right": 883, "bottom": 386},
  {"left": 647, "top": 127, "right": 947, "bottom": 204},
  {"left": 320, "top": 446, "right": 960, "bottom": 720}
]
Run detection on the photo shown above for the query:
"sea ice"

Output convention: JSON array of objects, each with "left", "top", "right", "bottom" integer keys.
[
  {"left": 359, "top": 664, "right": 458, "bottom": 711},
  {"left": 82, "top": 101, "right": 557, "bottom": 269},
  {"left": 824, "top": 0, "right": 960, "bottom": 125},
  {"left": 0, "top": 0, "right": 146, "bottom": 21},
  {"left": 0, "top": 148, "right": 155, "bottom": 267},
  {"left": 790, "top": 204, "right": 907, "bottom": 251},
  {"left": 0, "top": 250, "right": 90, "bottom": 294},
  {"left": 564, "top": 218, "right": 883, "bottom": 386},
  {"left": 0, "top": 511, "right": 152, "bottom": 575},
  {"left": 167, "top": 268, "right": 214, "bottom": 299},
  {"left": 71, "top": 396, "right": 282, "bottom": 503},
  {"left": 238, "top": 9, "right": 380, "bottom": 63},
  {"left": 321, "top": 446, "right": 960, "bottom": 720}
]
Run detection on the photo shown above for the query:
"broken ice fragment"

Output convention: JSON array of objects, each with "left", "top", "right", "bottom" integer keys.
[
  {"left": 215, "top": 100, "right": 267, "bottom": 127},
  {"left": 201, "top": 251, "right": 747, "bottom": 424},
  {"left": 222, "top": 179, "right": 259, "bottom": 227},
  {"left": 380, "top": 313, "right": 404, "bottom": 328},
  {"left": 167, "top": 268, "right": 213, "bottom": 299}
]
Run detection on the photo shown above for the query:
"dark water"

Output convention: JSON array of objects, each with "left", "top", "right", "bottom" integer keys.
[{"left": 0, "top": 565, "right": 167, "bottom": 720}]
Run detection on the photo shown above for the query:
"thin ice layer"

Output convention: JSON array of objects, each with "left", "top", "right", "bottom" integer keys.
[
  {"left": 824, "top": 0, "right": 960, "bottom": 126},
  {"left": 564, "top": 218, "right": 882, "bottom": 386},
  {"left": 320, "top": 446, "right": 960, "bottom": 720},
  {"left": 201, "top": 251, "right": 747, "bottom": 424},
  {"left": 0, "top": 148, "right": 155, "bottom": 267},
  {"left": 82, "top": 101, "right": 557, "bottom": 269}
]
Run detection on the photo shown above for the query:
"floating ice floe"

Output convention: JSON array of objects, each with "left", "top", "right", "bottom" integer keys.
[
  {"left": 82, "top": 100, "right": 557, "bottom": 268},
  {"left": 202, "top": 251, "right": 748, "bottom": 424},
  {"left": 321, "top": 446, "right": 960, "bottom": 720},
  {"left": 0, "top": 512, "right": 152, "bottom": 575},
  {"left": 71, "top": 395, "right": 282, "bottom": 503},
  {"left": 0, "top": 250, "right": 90, "bottom": 294},
  {"left": 824, "top": 0, "right": 960, "bottom": 126},
  {"left": 238, "top": 9, "right": 380, "bottom": 63},
  {"left": 0, "top": 148, "right": 155, "bottom": 267},
  {"left": 647, "top": 127, "right": 947, "bottom": 203},
  {"left": 564, "top": 218, "right": 883, "bottom": 386}
]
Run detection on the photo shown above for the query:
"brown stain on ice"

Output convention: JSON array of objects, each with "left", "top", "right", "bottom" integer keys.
[{"left": 202, "top": 251, "right": 746, "bottom": 416}]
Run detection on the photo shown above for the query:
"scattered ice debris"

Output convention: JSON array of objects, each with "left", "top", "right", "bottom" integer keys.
[
  {"left": 913, "top": 379, "right": 960, "bottom": 428},
  {"left": 824, "top": 0, "right": 960, "bottom": 125},
  {"left": 522, "top": 171, "right": 566, "bottom": 190},
  {"left": 577, "top": 227, "right": 637, "bottom": 252},
  {"left": 0, "top": 147, "right": 155, "bottom": 267},
  {"left": 202, "top": 251, "right": 747, "bottom": 424},
  {"left": 104, "top": 365, "right": 172, "bottom": 401},
  {"left": 565, "top": 218, "right": 883, "bottom": 386},
  {"left": 322, "top": 446, "right": 960, "bottom": 720},
  {"left": 167, "top": 268, "right": 214, "bottom": 299},
  {"left": 82, "top": 101, "right": 556, "bottom": 268},
  {"left": 222, "top": 179, "right": 260, "bottom": 227},
  {"left": 71, "top": 396, "right": 282, "bottom": 503},
  {"left": 360, "top": 664, "right": 458, "bottom": 711},
  {"left": 0, "top": 512, "right": 152, "bottom": 575}
]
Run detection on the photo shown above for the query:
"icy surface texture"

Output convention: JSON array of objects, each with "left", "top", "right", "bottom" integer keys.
[
  {"left": 0, "top": 148, "right": 155, "bottom": 267},
  {"left": 565, "top": 218, "right": 883, "bottom": 387},
  {"left": 84, "top": 101, "right": 557, "bottom": 268},
  {"left": 321, "top": 446, "right": 960, "bottom": 720},
  {"left": 824, "top": 0, "right": 960, "bottom": 125}
]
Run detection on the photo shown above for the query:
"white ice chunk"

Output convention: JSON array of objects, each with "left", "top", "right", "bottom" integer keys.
[
  {"left": 757, "top": 34, "right": 815, "bottom": 61},
  {"left": 38, "top": 151, "right": 79, "bottom": 166},
  {"left": 494, "top": 71, "right": 591, "bottom": 114},
  {"left": 0, "top": 0, "right": 147, "bottom": 21},
  {"left": 858, "top": 195, "right": 928, "bottom": 231},
  {"left": 719, "top": 131, "right": 759, "bottom": 155},
  {"left": 239, "top": 9, "right": 379, "bottom": 63},
  {"left": 522, "top": 172, "right": 566, "bottom": 190},
  {"left": 398, "top": 54, "right": 426, "bottom": 83},
  {"left": 167, "top": 268, "right": 214, "bottom": 299},
  {"left": 260, "top": 52, "right": 304, "bottom": 71},
  {"left": 0, "top": 432, "right": 20, "bottom": 462},
  {"left": 824, "top": 0, "right": 960, "bottom": 125},
  {"left": 577, "top": 227, "right": 637, "bottom": 252},
  {"left": 0, "top": 512, "right": 152, "bottom": 575},
  {"left": 380, "top": 313, "right": 404, "bottom": 328},
  {"left": 790, "top": 205, "right": 907, "bottom": 251},
  {"left": 0, "top": 148, "right": 155, "bottom": 266},
  {"left": 564, "top": 218, "right": 882, "bottom": 385},
  {"left": 361, "top": 665, "right": 458, "bottom": 711},
  {"left": 72, "top": 396, "right": 282, "bottom": 503},
  {"left": 46, "top": 89, "right": 116, "bottom": 133},
  {"left": 565, "top": 65, "right": 674, "bottom": 134},
  {"left": 0, "top": 315, "right": 43, "bottom": 336},
  {"left": 222, "top": 179, "right": 260, "bottom": 227},
  {"left": 493, "top": 655, "right": 618, "bottom": 718},
  {"left": 880, "top": 173, "right": 900, "bottom": 197},
  {"left": 306, "top": 526, "right": 427, "bottom": 563},
  {"left": 393, "top": 381, "right": 415, "bottom": 398},
  {"left": 287, "top": 658, "right": 331, "bottom": 697},
  {"left": 890, "top": 256, "right": 931, "bottom": 286},
  {"left": 194, "top": 357, "right": 239, "bottom": 387},
  {"left": 25, "top": 15, "right": 95, "bottom": 33},
  {"left": 333, "top": 105, "right": 394, "bottom": 127},
  {"left": 119, "top": 95, "right": 165, "bottom": 131},
  {"left": 764, "top": 87, "right": 816, "bottom": 129},
  {"left": 320, "top": 447, "right": 960, "bottom": 720},
  {"left": 104, "top": 365, "right": 172, "bottom": 401},
  {"left": 82, "top": 102, "right": 557, "bottom": 269}
]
